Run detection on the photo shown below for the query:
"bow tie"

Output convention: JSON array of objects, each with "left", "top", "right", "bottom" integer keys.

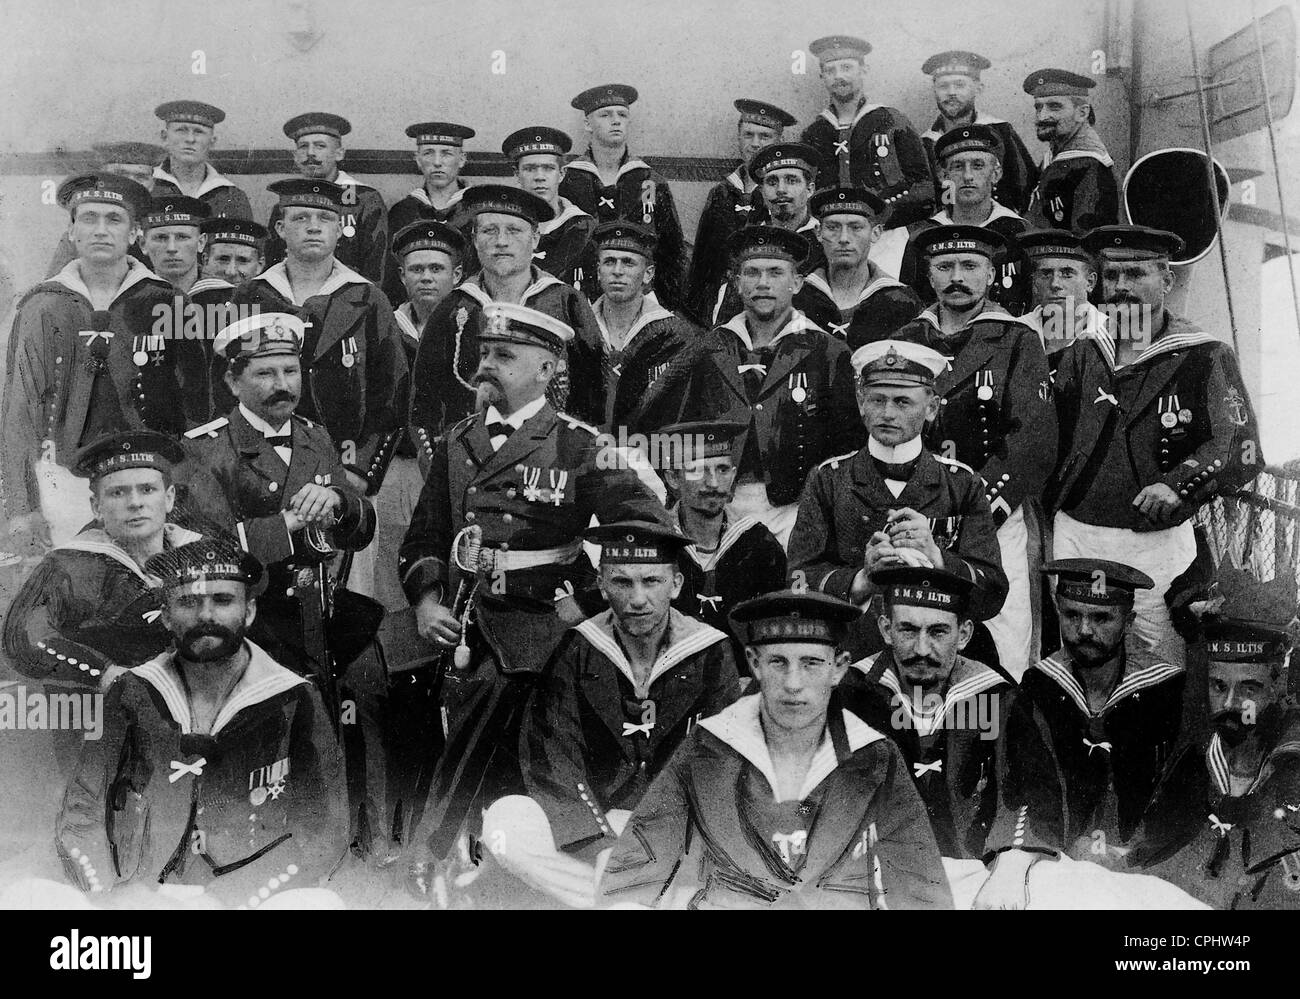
[
  {"left": 265, "top": 434, "right": 292, "bottom": 447},
  {"left": 913, "top": 759, "right": 943, "bottom": 778},
  {"left": 871, "top": 456, "right": 919, "bottom": 481},
  {"left": 485, "top": 422, "right": 515, "bottom": 440},
  {"left": 1082, "top": 737, "right": 1113, "bottom": 756}
]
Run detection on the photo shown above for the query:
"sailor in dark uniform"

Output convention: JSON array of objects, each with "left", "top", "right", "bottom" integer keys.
[
  {"left": 461, "top": 520, "right": 740, "bottom": 908},
  {"left": 199, "top": 216, "right": 267, "bottom": 289},
  {"left": 265, "top": 112, "right": 390, "bottom": 283},
  {"left": 504, "top": 126, "right": 594, "bottom": 290},
  {"left": 799, "top": 35, "right": 936, "bottom": 273},
  {"left": 560, "top": 83, "right": 686, "bottom": 308},
  {"left": 382, "top": 121, "right": 476, "bottom": 302},
  {"left": 599, "top": 590, "right": 953, "bottom": 909},
  {"left": 2, "top": 173, "right": 208, "bottom": 549},
  {"left": 977, "top": 559, "right": 1183, "bottom": 908},
  {"left": 918, "top": 51, "right": 1037, "bottom": 213},
  {"left": 1022, "top": 70, "right": 1119, "bottom": 234},
  {"left": 139, "top": 195, "right": 210, "bottom": 295},
  {"left": 636, "top": 225, "right": 862, "bottom": 547},
  {"left": 408, "top": 185, "right": 606, "bottom": 442},
  {"left": 54, "top": 539, "right": 349, "bottom": 909},
  {"left": 1050, "top": 225, "right": 1262, "bottom": 668},
  {"left": 800, "top": 186, "right": 921, "bottom": 346},
  {"left": 151, "top": 100, "right": 252, "bottom": 220},
  {"left": 656, "top": 419, "right": 787, "bottom": 651},
  {"left": 683, "top": 99, "right": 794, "bottom": 324},
  {"left": 787, "top": 339, "right": 1008, "bottom": 661},
  {"left": 894, "top": 225, "right": 1056, "bottom": 677},
  {"left": 898, "top": 126, "right": 1030, "bottom": 315},
  {"left": 588, "top": 221, "right": 697, "bottom": 429},
  {"left": 1128, "top": 621, "right": 1300, "bottom": 910},
  {"left": 2, "top": 431, "right": 202, "bottom": 773},
  {"left": 839, "top": 566, "right": 1013, "bottom": 860},
  {"left": 1018, "top": 228, "right": 1106, "bottom": 364}
]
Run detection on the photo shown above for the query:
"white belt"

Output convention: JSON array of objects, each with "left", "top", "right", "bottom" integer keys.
[{"left": 486, "top": 539, "right": 584, "bottom": 572}]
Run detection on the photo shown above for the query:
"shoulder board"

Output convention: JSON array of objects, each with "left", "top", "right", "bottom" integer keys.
[
  {"left": 934, "top": 454, "right": 976, "bottom": 474},
  {"left": 558, "top": 412, "right": 599, "bottom": 435},
  {"left": 817, "top": 450, "right": 858, "bottom": 472},
  {"left": 184, "top": 417, "right": 228, "bottom": 439}
]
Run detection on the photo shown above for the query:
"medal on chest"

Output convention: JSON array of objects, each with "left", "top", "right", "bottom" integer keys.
[
  {"left": 789, "top": 371, "right": 808, "bottom": 404},
  {"left": 248, "top": 756, "right": 290, "bottom": 806},
  {"left": 975, "top": 369, "right": 995, "bottom": 402},
  {"left": 341, "top": 335, "right": 358, "bottom": 369},
  {"left": 873, "top": 133, "right": 890, "bottom": 159}
]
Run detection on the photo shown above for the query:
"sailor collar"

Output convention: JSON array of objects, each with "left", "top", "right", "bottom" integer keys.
[
  {"left": 255, "top": 258, "right": 370, "bottom": 305},
  {"left": 592, "top": 291, "right": 673, "bottom": 351},
  {"left": 1032, "top": 651, "right": 1183, "bottom": 717},
  {"left": 859, "top": 651, "right": 1004, "bottom": 737},
  {"left": 927, "top": 201, "right": 1024, "bottom": 226},
  {"left": 718, "top": 308, "right": 823, "bottom": 351},
  {"left": 132, "top": 639, "right": 308, "bottom": 736},
  {"left": 575, "top": 608, "right": 727, "bottom": 698},
  {"left": 699, "top": 693, "right": 886, "bottom": 802},
  {"left": 49, "top": 256, "right": 165, "bottom": 304},
  {"left": 539, "top": 197, "right": 591, "bottom": 235},
  {"left": 153, "top": 161, "right": 237, "bottom": 198},
  {"left": 681, "top": 513, "right": 761, "bottom": 572},
  {"left": 55, "top": 523, "right": 204, "bottom": 585},
  {"left": 817, "top": 100, "right": 884, "bottom": 130}
]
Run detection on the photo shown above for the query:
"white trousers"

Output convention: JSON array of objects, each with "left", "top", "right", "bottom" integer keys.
[
  {"left": 984, "top": 506, "right": 1035, "bottom": 681},
  {"left": 728, "top": 482, "right": 798, "bottom": 549},
  {"left": 1052, "top": 511, "right": 1196, "bottom": 667}
]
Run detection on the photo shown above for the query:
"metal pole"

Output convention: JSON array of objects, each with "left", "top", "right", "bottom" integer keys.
[
  {"left": 1184, "top": 1, "right": 1240, "bottom": 353},
  {"left": 1250, "top": 0, "right": 1300, "bottom": 345}
]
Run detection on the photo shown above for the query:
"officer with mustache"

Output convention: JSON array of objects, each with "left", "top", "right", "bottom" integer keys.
[{"left": 1128, "top": 621, "right": 1300, "bottom": 909}]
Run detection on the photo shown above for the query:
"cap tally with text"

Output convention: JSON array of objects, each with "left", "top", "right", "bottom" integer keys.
[
  {"left": 479, "top": 302, "right": 574, "bottom": 354},
  {"left": 808, "top": 35, "right": 871, "bottom": 62},
  {"left": 406, "top": 121, "right": 475, "bottom": 146},
  {"left": 912, "top": 223, "right": 1009, "bottom": 260},
  {"left": 1082, "top": 224, "right": 1185, "bottom": 262},
  {"left": 728, "top": 224, "right": 809, "bottom": 266},
  {"left": 502, "top": 126, "right": 571, "bottom": 160},
  {"left": 733, "top": 99, "right": 797, "bottom": 130},
  {"left": 585, "top": 521, "right": 691, "bottom": 564},
  {"left": 58, "top": 173, "right": 150, "bottom": 217},
  {"left": 72, "top": 430, "right": 186, "bottom": 481},
  {"left": 810, "top": 186, "right": 886, "bottom": 221},
  {"left": 283, "top": 112, "right": 352, "bottom": 141},
  {"left": 155, "top": 100, "right": 226, "bottom": 127},
  {"left": 922, "top": 50, "right": 991, "bottom": 79},
  {"left": 1044, "top": 558, "right": 1155, "bottom": 605},
  {"left": 141, "top": 196, "right": 210, "bottom": 230},
  {"left": 731, "top": 590, "right": 862, "bottom": 647},
  {"left": 201, "top": 216, "right": 268, "bottom": 246},
  {"left": 391, "top": 219, "right": 467, "bottom": 261},
  {"left": 871, "top": 566, "right": 974, "bottom": 613},
  {"left": 851, "top": 339, "right": 949, "bottom": 387},
  {"left": 461, "top": 184, "right": 554, "bottom": 225},
  {"left": 146, "top": 538, "right": 263, "bottom": 591},
  {"left": 212, "top": 312, "right": 306, "bottom": 363},
  {"left": 748, "top": 142, "right": 821, "bottom": 183},
  {"left": 1203, "top": 620, "right": 1292, "bottom": 664},
  {"left": 92, "top": 141, "right": 164, "bottom": 167},
  {"left": 1023, "top": 69, "right": 1097, "bottom": 99},
  {"left": 571, "top": 83, "right": 639, "bottom": 114},
  {"left": 1018, "top": 228, "right": 1092, "bottom": 264},
  {"left": 267, "top": 177, "right": 346, "bottom": 214},
  {"left": 656, "top": 420, "right": 747, "bottom": 468},
  {"left": 934, "top": 124, "right": 1001, "bottom": 163},
  {"left": 593, "top": 220, "right": 657, "bottom": 258}
]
